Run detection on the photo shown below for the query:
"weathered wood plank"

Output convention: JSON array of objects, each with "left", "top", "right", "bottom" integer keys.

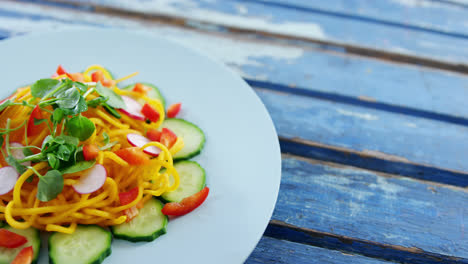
[
  {"left": 279, "top": 138, "right": 468, "bottom": 187},
  {"left": 432, "top": 0, "right": 468, "bottom": 6},
  {"left": 45, "top": 0, "right": 468, "bottom": 64},
  {"left": 269, "top": 156, "right": 468, "bottom": 261},
  {"left": 247, "top": 79, "right": 468, "bottom": 127},
  {"left": 1, "top": 2, "right": 468, "bottom": 178},
  {"left": 247, "top": 236, "right": 399, "bottom": 264},
  {"left": 2, "top": 1, "right": 468, "bottom": 122},
  {"left": 255, "top": 0, "right": 468, "bottom": 37},
  {"left": 255, "top": 88, "right": 468, "bottom": 176},
  {"left": 266, "top": 221, "right": 468, "bottom": 264}
]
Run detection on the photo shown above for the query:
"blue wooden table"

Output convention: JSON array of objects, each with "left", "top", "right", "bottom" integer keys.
[{"left": 1, "top": 0, "right": 468, "bottom": 263}]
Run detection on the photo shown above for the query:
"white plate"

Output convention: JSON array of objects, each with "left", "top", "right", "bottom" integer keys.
[{"left": 0, "top": 29, "right": 281, "bottom": 264}]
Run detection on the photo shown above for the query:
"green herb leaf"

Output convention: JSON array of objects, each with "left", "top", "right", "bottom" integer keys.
[
  {"left": 54, "top": 135, "right": 79, "bottom": 146},
  {"left": 31, "top": 79, "right": 60, "bottom": 98},
  {"left": 5, "top": 156, "right": 26, "bottom": 174},
  {"left": 37, "top": 170, "right": 63, "bottom": 202},
  {"left": 56, "top": 144, "right": 75, "bottom": 161},
  {"left": 16, "top": 153, "right": 46, "bottom": 164},
  {"left": 62, "top": 96, "right": 88, "bottom": 116},
  {"left": 74, "top": 145, "right": 83, "bottom": 163},
  {"left": 55, "top": 87, "right": 81, "bottom": 109},
  {"left": 99, "top": 141, "right": 118, "bottom": 151},
  {"left": 42, "top": 135, "right": 54, "bottom": 149},
  {"left": 102, "top": 103, "right": 121, "bottom": 119},
  {"left": 47, "top": 153, "right": 60, "bottom": 169},
  {"left": 66, "top": 115, "right": 95, "bottom": 141},
  {"left": 102, "top": 132, "right": 110, "bottom": 145},
  {"left": 95, "top": 82, "right": 125, "bottom": 109},
  {"left": 74, "top": 82, "right": 88, "bottom": 93},
  {"left": 0, "top": 135, "right": 4, "bottom": 147},
  {"left": 52, "top": 108, "right": 65, "bottom": 125},
  {"left": 33, "top": 118, "right": 47, "bottom": 125},
  {"left": 60, "top": 160, "right": 96, "bottom": 174},
  {"left": 22, "top": 148, "right": 34, "bottom": 157},
  {"left": 0, "top": 99, "right": 12, "bottom": 112},
  {"left": 87, "top": 96, "right": 108, "bottom": 108},
  {"left": 51, "top": 136, "right": 65, "bottom": 145}
]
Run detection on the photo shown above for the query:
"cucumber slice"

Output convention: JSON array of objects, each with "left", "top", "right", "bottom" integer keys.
[
  {"left": 111, "top": 198, "right": 167, "bottom": 242},
  {"left": 162, "top": 118, "right": 205, "bottom": 160},
  {"left": 49, "top": 225, "right": 112, "bottom": 264},
  {"left": 0, "top": 226, "right": 40, "bottom": 264},
  {"left": 122, "top": 82, "right": 165, "bottom": 108},
  {"left": 162, "top": 161, "right": 206, "bottom": 203}
]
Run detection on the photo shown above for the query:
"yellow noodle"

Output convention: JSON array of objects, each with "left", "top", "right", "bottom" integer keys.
[
  {"left": 0, "top": 65, "right": 185, "bottom": 234},
  {"left": 46, "top": 222, "right": 77, "bottom": 234},
  {"left": 95, "top": 109, "right": 129, "bottom": 129}
]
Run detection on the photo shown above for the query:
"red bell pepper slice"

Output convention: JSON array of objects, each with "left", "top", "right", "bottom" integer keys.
[
  {"left": 83, "top": 144, "right": 99, "bottom": 161},
  {"left": 141, "top": 103, "right": 160, "bottom": 123},
  {"left": 115, "top": 147, "right": 150, "bottom": 165},
  {"left": 146, "top": 129, "right": 162, "bottom": 142},
  {"left": 11, "top": 246, "right": 33, "bottom": 264},
  {"left": 162, "top": 187, "right": 209, "bottom": 216},
  {"left": 27, "top": 105, "right": 46, "bottom": 137},
  {"left": 119, "top": 187, "right": 139, "bottom": 205},
  {"left": 56, "top": 65, "right": 67, "bottom": 75},
  {"left": 91, "top": 71, "right": 114, "bottom": 87},
  {"left": 91, "top": 71, "right": 104, "bottom": 83},
  {"left": 160, "top": 128, "right": 177, "bottom": 149},
  {"left": 132, "top": 83, "right": 151, "bottom": 95},
  {"left": 167, "top": 103, "right": 181, "bottom": 118},
  {"left": 0, "top": 229, "right": 27, "bottom": 248},
  {"left": 123, "top": 206, "right": 139, "bottom": 223},
  {"left": 119, "top": 187, "right": 140, "bottom": 222},
  {"left": 102, "top": 79, "right": 115, "bottom": 87},
  {"left": 66, "top": 72, "right": 85, "bottom": 83}
]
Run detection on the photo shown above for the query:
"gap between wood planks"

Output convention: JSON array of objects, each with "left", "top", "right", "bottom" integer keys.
[
  {"left": 11, "top": 0, "right": 468, "bottom": 186},
  {"left": 250, "top": 81, "right": 468, "bottom": 127},
  {"left": 18, "top": 0, "right": 468, "bottom": 75},
  {"left": 430, "top": 0, "right": 468, "bottom": 9},
  {"left": 281, "top": 153, "right": 468, "bottom": 192},
  {"left": 279, "top": 136, "right": 468, "bottom": 188},
  {"left": 265, "top": 220, "right": 468, "bottom": 264},
  {"left": 242, "top": 0, "right": 468, "bottom": 40}
]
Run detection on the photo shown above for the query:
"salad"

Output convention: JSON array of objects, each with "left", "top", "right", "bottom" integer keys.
[{"left": 0, "top": 65, "right": 208, "bottom": 264}]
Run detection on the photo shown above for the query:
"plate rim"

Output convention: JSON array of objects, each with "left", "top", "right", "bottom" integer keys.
[{"left": 0, "top": 28, "right": 282, "bottom": 264}]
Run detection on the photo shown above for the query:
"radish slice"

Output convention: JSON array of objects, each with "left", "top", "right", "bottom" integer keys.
[
  {"left": 0, "top": 166, "right": 20, "bottom": 195},
  {"left": 120, "top": 96, "right": 145, "bottom": 121},
  {"left": 72, "top": 164, "right": 107, "bottom": 194},
  {"left": 127, "top": 133, "right": 161, "bottom": 157},
  {"left": 10, "top": 142, "right": 31, "bottom": 167}
]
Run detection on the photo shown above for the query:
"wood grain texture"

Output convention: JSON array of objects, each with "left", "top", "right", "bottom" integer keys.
[
  {"left": 252, "top": 0, "right": 468, "bottom": 37},
  {"left": 3, "top": 1, "right": 468, "bottom": 120},
  {"left": 44, "top": 0, "right": 468, "bottom": 64},
  {"left": 266, "top": 221, "right": 468, "bottom": 264},
  {"left": 255, "top": 88, "right": 468, "bottom": 175},
  {"left": 271, "top": 157, "right": 468, "bottom": 260},
  {"left": 1, "top": 2, "right": 468, "bottom": 177},
  {"left": 247, "top": 236, "right": 399, "bottom": 264},
  {"left": 2, "top": 2, "right": 468, "bottom": 263},
  {"left": 279, "top": 138, "right": 468, "bottom": 187},
  {"left": 8, "top": 0, "right": 468, "bottom": 122},
  {"left": 246, "top": 78, "right": 468, "bottom": 127}
]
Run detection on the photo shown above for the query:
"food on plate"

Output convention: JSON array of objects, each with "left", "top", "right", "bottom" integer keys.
[{"left": 0, "top": 65, "right": 207, "bottom": 263}]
